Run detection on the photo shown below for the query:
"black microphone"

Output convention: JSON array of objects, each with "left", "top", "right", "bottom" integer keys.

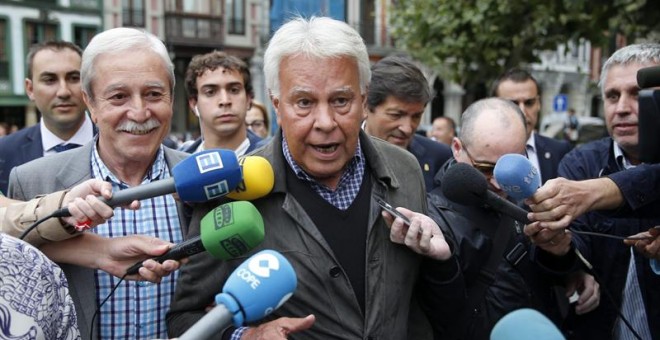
[
  {"left": 637, "top": 65, "right": 660, "bottom": 88},
  {"left": 53, "top": 149, "right": 243, "bottom": 217},
  {"left": 441, "top": 162, "right": 531, "bottom": 224}
]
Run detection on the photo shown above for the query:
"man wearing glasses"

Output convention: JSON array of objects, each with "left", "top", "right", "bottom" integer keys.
[
  {"left": 491, "top": 68, "right": 571, "bottom": 184},
  {"left": 426, "top": 97, "right": 597, "bottom": 339}
]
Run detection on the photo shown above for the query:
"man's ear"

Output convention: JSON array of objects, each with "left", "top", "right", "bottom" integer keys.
[
  {"left": 271, "top": 96, "right": 281, "bottom": 126},
  {"left": 82, "top": 91, "right": 97, "bottom": 123},
  {"left": 188, "top": 98, "right": 199, "bottom": 117},
  {"left": 25, "top": 78, "right": 35, "bottom": 101}
]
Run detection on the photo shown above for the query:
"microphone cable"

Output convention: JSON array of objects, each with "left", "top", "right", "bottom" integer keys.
[
  {"left": 89, "top": 273, "right": 128, "bottom": 340},
  {"left": 18, "top": 210, "right": 61, "bottom": 241}
]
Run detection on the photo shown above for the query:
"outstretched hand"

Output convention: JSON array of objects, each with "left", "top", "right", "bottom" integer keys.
[
  {"left": 241, "top": 315, "right": 316, "bottom": 339},
  {"left": 97, "top": 234, "right": 182, "bottom": 283},
  {"left": 382, "top": 207, "right": 451, "bottom": 261},
  {"left": 62, "top": 178, "right": 140, "bottom": 230}
]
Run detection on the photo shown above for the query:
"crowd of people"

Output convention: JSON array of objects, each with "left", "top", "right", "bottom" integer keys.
[{"left": 0, "top": 16, "right": 659, "bottom": 340}]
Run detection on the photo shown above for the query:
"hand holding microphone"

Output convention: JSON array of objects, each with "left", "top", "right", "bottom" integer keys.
[
  {"left": 125, "top": 200, "right": 265, "bottom": 275},
  {"left": 53, "top": 149, "right": 244, "bottom": 217},
  {"left": 492, "top": 154, "right": 572, "bottom": 255},
  {"left": 179, "top": 250, "right": 314, "bottom": 340}
]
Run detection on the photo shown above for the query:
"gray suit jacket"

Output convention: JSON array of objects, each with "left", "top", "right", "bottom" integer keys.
[{"left": 7, "top": 140, "right": 191, "bottom": 340}]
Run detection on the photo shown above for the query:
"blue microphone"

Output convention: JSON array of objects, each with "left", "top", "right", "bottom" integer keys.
[
  {"left": 490, "top": 308, "right": 565, "bottom": 340},
  {"left": 494, "top": 154, "right": 540, "bottom": 201},
  {"left": 53, "top": 149, "right": 243, "bottom": 217},
  {"left": 179, "top": 249, "right": 297, "bottom": 340}
]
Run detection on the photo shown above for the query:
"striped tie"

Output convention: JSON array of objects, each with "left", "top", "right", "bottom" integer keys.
[{"left": 52, "top": 143, "right": 80, "bottom": 153}]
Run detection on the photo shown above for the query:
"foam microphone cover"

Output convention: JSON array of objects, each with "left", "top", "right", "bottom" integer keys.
[
  {"left": 493, "top": 154, "right": 541, "bottom": 201},
  {"left": 217, "top": 249, "right": 297, "bottom": 325},
  {"left": 490, "top": 308, "right": 565, "bottom": 340},
  {"left": 200, "top": 201, "right": 265, "bottom": 260},
  {"left": 172, "top": 149, "right": 243, "bottom": 202},
  {"left": 226, "top": 156, "right": 275, "bottom": 200},
  {"left": 441, "top": 162, "right": 489, "bottom": 206},
  {"left": 637, "top": 65, "right": 660, "bottom": 88}
]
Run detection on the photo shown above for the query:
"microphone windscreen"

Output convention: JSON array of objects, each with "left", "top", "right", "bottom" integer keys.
[
  {"left": 441, "top": 162, "right": 489, "bottom": 206},
  {"left": 637, "top": 65, "right": 660, "bottom": 88},
  {"left": 226, "top": 156, "right": 275, "bottom": 200},
  {"left": 172, "top": 149, "right": 243, "bottom": 202},
  {"left": 200, "top": 201, "right": 265, "bottom": 260},
  {"left": 494, "top": 154, "right": 540, "bottom": 201},
  {"left": 217, "top": 249, "right": 297, "bottom": 325},
  {"left": 491, "top": 308, "right": 565, "bottom": 340}
]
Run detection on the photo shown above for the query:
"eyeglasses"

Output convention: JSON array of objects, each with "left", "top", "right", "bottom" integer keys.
[
  {"left": 462, "top": 144, "right": 496, "bottom": 178},
  {"left": 246, "top": 120, "right": 265, "bottom": 129},
  {"left": 509, "top": 96, "right": 539, "bottom": 108}
]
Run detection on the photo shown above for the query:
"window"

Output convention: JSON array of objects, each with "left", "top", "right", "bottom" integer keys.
[
  {"left": 74, "top": 26, "right": 98, "bottom": 49},
  {"left": 25, "top": 21, "right": 58, "bottom": 46},
  {"left": 123, "top": 0, "right": 146, "bottom": 27},
  {"left": 0, "top": 19, "right": 9, "bottom": 92},
  {"left": 226, "top": 0, "right": 245, "bottom": 35}
]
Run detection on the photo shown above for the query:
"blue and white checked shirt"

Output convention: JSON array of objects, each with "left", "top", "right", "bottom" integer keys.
[
  {"left": 91, "top": 145, "right": 183, "bottom": 339},
  {"left": 282, "top": 137, "right": 365, "bottom": 210}
]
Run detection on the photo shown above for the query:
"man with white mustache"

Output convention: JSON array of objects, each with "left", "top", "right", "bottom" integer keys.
[
  {"left": 7, "top": 27, "right": 191, "bottom": 340},
  {"left": 0, "top": 41, "right": 93, "bottom": 194}
]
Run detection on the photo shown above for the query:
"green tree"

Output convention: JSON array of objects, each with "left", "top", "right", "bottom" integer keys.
[{"left": 390, "top": 0, "right": 658, "bottom": 86}]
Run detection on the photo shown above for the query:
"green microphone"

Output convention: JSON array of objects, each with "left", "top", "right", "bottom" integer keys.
[{"left": 125, "top": 201, "right": 265, "bottom": 275}]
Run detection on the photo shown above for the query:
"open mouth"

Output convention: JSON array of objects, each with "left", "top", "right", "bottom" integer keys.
[{"left": 313, "top": 143, "right": 338, "bottom": 153}]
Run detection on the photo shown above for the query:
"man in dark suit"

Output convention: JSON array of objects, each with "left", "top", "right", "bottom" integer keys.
[
  {"left": 492, "top": 68, "right": 572, "bottom": 184},
  {"left": 0, "top": 41, "right": 93, "bottom": 194},
  {"left": 363, "top": 55, "right": 452, "bottom": 192}
]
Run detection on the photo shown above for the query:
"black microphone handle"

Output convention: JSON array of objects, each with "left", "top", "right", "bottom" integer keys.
[
  {"left": 179, "top": 303, "right": 234, "bottom": 340},
  {"left": 485, "top": 191, "right": 531, "bottom": 225},
  {"left": 125, "top": 236, "right": 204, "bottom": 275},
  {"left": 53, "top": 178, "right": 176, "bottom": 218}
]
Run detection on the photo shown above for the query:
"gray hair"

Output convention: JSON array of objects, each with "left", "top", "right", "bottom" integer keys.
[
  {"left": 459, "top": 97, "right": 526, "bottom": 147},
  {"left": 81, "top": 27, "right": 174, "bottom": 101},
  {"left": 599, "top": 43, "right": 660, "bottom": 95},
  {"left": 264, "top": 16, "right": 370, "bottom": 98}
]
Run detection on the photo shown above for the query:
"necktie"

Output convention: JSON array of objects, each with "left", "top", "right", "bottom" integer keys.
[{"left": 51, "top": 143, "right": 81, "bottom": 153}]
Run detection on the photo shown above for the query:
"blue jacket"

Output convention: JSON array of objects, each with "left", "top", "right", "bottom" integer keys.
[
  {"left": 408, "top": 134, "right": 452, "bottom": 192},
  {"left": 557, "top": 137, "right": 660, "bottom": 339},
  {"left": 534, "top": 133, "right": 572, "bottom": 184},
  {"left": 0, "top": 124, "right": 43, "bottom": 194},
  {"left": 179, "top": 129, "right": 265, "bottom": 154}
]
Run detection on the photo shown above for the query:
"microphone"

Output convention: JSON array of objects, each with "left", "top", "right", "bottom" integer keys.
[
  {"left": 54, "top": 149, "right": 243, "bottom": 217},
  {"left": 226, "top": 155, "right": 275, "bottom": 200},
  {"left": 490, "top": 308, "right": 565, "bottom": 340},
  {"left": 637, "top": 65, "right": 660, "bottom": 88},
  {"left": 125, "top": 200, "right": 265, "bottom": 275},
  {"left": 493, "top": 154, "right": 541, "bottom": 201},
  {"left": 179, "top": 249, "right": 297, "bottom": 340},
  {"left": 442, "top": 162, "right": 531, "bottom": 224}
]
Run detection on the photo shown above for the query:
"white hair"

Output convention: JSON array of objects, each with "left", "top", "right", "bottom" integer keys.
[
  {"left": 599, "top": 43, "right": 660, "bottom": 95},
  {"left": 81, "top": 27, "right": 174, "bottom": 100},
  {"left": 263, "top": 16, "right": 371, "bottom": 98}
]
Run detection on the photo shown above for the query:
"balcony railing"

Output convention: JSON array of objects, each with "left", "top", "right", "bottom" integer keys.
[{"left": 164, "top": 13, "right": 223, "bottom": 47}]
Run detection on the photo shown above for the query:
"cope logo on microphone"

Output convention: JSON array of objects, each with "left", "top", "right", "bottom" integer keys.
[{"left": 236, "top": 253, "right": 281, "bottom": 289}]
